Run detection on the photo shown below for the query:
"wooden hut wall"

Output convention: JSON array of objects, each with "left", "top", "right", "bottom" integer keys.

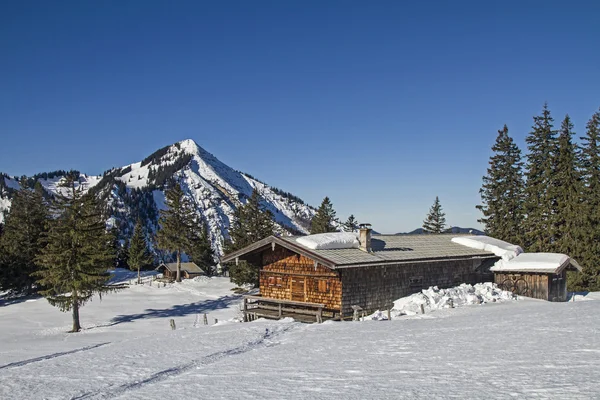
[
  {"left": 260, "top": 247, "right": 342, "bottom": 311},
  {"left": 493, "top": 273, "right": 550, "bottom": 301},
  {"left": 340, "top": 258, "right": 492, "bottom": 316},
  {"left": 548, "top": 270, "right": 568, "bottom": 301}
]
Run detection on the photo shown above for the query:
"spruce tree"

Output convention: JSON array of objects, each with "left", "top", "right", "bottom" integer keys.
[
  {"left": 310, "top": 197, "right": 338, "bottom": 234},
  {"left": 224, "top": 189, "right": 275, "bottom": 286},
  {"left": 477, "top": 125, "right": 525, "bottom": 245},
  {"left": 0, "top": 179, "right": 49, "bottom": 294},
  {"left": 156, "top": 181, "right": 195, "bottom": 282},
  {"left": 422, "top": 196, "right": 446, "bottom": 234},
  {"left": 128, "top": 220, "right": 153, "bottom": 284},
  {"left": 523, "top": 103, "right": 558, "bottom": 251},
  {"left": 34, "top": 174, "right": 124, "bottom": 332},
  {"left": 574, "top": 108, "right": 600, "bottom": 291},
  {"left": 342, "top": 214, "right": 359, "bottom": 232},
  {"left": 550, "top": 115, "right": 583, "bottom": 256},
  {"left": 189, "top": 219, "right": 215, "bottom": 276}
]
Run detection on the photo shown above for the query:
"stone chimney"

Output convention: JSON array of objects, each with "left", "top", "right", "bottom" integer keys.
[{"left": 359, "top": 223, "right": 372, "bottom": 252}]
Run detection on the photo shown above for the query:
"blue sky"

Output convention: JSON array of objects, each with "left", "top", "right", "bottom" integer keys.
[{"left": 2, "top": 1, "right": 600, "bottom": 233}]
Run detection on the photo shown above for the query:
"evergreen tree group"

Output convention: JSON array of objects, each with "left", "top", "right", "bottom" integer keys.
[
  {"left": 422, "top": 196, "right": 446, "bottom": 234},
  {"left": 310, "top": 197, "right": 339, "bottom": 234},
  {"left": 0, "top": 179, "right": 48, "bottom": 294},
  {"left": 224, "top": 189, "right": 275, "bottom": 286},
  {"left": 478, "top": 105, "right": 600, "bottom": 291}
]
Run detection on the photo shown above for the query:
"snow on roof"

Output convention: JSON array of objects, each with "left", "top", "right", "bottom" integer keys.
[
  {"left": 490, "top": 253, "right": 581, "bottom": 274},
  {"left": 295, "top": 232, "right": 360, "bottom": 250},
  {"left": 451, "top": 236, "right": 523, "bottom": 261}
]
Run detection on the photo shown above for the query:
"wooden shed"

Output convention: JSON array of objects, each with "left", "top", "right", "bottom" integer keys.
[
  {"left": 156, "top": 262, "right": 205, "bottom": 280},
  {"left": 490, "top": 253, "right": 582, "bottom": 301},
  {"left": 221, "top": 228, "right": 499, "bottom": 322}
]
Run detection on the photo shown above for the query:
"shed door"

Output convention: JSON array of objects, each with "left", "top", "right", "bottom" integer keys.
[{"left": 290, "top": 276, "right": 306, "bottom": 302}]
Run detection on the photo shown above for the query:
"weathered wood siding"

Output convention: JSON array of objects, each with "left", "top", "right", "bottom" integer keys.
[
  {"left": 494, "top": 271, "right": 568, "bottom": 301},
  {"left": 494, "top": 273, "right": 549, "bottom": 301},
  {"left": 260, "top": 247, "right": 342, "bottom": 311},
  {"left": 549, "top": 271, "right": 568, "bottom": 301},
  {"left": 340, "top": 258, "right": 493, "bottom": 316}
]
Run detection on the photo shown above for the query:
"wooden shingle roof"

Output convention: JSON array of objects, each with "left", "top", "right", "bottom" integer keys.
[
  {"left": 157, "top": 262, "right": 204, "bottom": 274},
  {"left": 221, "top": 234, "right": 497, "bottom": 269}
]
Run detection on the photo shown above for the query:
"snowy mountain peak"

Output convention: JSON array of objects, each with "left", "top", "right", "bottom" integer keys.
[{"left": 0, "top": 140, "right": 315, "bottom": 255}]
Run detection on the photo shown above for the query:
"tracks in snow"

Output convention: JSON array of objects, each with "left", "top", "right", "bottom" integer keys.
[
  {"left": 0, "top": 342, "right": 110, "bottom": 370},
  {"left": 71, "top": 323, "right": 298, "bottom": 400}
]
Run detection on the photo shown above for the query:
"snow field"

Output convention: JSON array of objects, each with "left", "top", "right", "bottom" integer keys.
[{"left": 1, "top": 269, "right": 599, "bottom": 399}]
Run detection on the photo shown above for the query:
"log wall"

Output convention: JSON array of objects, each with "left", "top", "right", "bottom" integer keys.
[
  {"left": 340, "top": 258, "right": 493, "bottom": 316},
  {"left": 260, "top": 247, "right": 342, "bottom": 311}
]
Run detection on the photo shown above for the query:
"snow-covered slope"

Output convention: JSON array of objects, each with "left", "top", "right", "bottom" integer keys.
[
  {"left": 1, "top": 272, "right": 599, "bottom": 399},
  {"left": 0, "top": 139, "right": 315, "bottom": 255}
]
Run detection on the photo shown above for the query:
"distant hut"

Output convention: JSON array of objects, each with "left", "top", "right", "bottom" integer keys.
[
  {"left": 490, "top": 253, "right": 582, "bottom": 302},
  {"left": 156, "top": 262, "right": 205, "bottom": 280}
]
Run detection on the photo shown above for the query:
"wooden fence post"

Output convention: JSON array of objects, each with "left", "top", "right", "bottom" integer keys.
[
  {"left": 203, "top": 313, "right": 208, "bottom": 325},
  {"left": 243, "top": 298, "right": 248, "bottom": 322},
  {"left": 170, "top": 319, "right": 176, "bottom": 330},
  {"left": 214, "top": 318, "right": 218, "bottom": 325},
  {"left": 387, "top": 309, "right": 391, "bottom": 320},
  {"left": 420, "top": 304, "right": 425, "bottom": 314},
  {"left": 278, "top": 303, "right": 282, "bottom": 319}
]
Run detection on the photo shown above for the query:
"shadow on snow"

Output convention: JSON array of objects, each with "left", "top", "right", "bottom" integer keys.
[{"left": 109, "top": 294, "right": 241, "bottom": 325}]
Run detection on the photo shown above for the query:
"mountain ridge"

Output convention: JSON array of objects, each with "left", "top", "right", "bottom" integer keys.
[{"left": 0, "top": 139, "right": 315, "bottom": 256}]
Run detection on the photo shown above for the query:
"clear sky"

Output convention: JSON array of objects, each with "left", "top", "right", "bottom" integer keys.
[{"left": 1, "top": 1, "right": 599, "bottom": 233}]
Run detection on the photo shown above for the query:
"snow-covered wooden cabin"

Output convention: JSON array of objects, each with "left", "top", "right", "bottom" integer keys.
[
  {"left": 156, "top": 262, "right": 205, "bottom": 280},
  {"left": 490, "top": 253, "right": 582, "bottom": 301},
  {"left": 221, "top": 227, "right": 499, "bottom": 321}
]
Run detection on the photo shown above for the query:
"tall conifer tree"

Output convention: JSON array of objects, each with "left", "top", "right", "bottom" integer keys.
[
  {"left": 550, "top": 115, "right": 583, "bottom": 256},
  {"left": 34, "top": 174, "right": 124, "bottom": 332},
  {"left": 342, "top": 214, "right": 359, "bottom": 232},
  {"left": 189, "top": 219, "right": 215, "bottom": 276},
  {"left": 156, "top": 181, "right": 195, "bottom": 282},
  {"left": 575, "top": 109, "right": 600, "bottom": 290},
  {"left": 523, "top": 103, "right": 558, "bottom": 251},
  {"left": 0, "top": 180, "right": 48, "bottom": 294},
  {"left": 477, "top": 125, "right": 525, "bottom": 245},
  {"left": 310, "top": 197, "right": 338, "bottom": 234},
  {"left": 422, "top": 196, "right": 446, "bottom": 234},
  {"left": 128, "top": 220, "right": 153, "bottom": 284}
]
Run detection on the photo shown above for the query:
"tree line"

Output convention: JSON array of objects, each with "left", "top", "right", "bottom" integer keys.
[
  {"left": 478, "top": 104, "right": 600, "bottom": 291},
  {"left": 0, "top": 174, "right": 214, "bottom": 332}
]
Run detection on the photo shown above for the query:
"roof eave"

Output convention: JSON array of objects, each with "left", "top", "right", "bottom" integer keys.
[{"left": 220, "top": 236, "right": 338, "bottom": 269}]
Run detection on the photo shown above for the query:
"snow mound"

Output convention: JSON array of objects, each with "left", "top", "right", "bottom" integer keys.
[
  {"left": 491, "top": 253, "right": 574, "bottom": 274},
  {"left": 371, "top": 283, "right": 516, "bottom": 320},
  {"left": 452, "top": 236, "right": 523, "bottom": 261},
  {"left": 295, "top": 232, "right": 359, "bottom": 250},
  {"left": 192, "top": 275, "right": 213, "bottom": 283}
]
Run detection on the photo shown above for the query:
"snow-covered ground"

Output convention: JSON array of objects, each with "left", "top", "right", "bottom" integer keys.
[{"left": 1, "top": 271, "right": 599, "bottom": 399}]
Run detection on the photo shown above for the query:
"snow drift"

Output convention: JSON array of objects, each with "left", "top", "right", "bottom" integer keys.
[
  {"left": 295, "top": 232, "right": 360, "bottom": 250},
  {"left": 451, "top": 236, "right": 523, "bottom": 261},
  {"left": 371, "top": 283, "right": 516, "bottom": 320}
]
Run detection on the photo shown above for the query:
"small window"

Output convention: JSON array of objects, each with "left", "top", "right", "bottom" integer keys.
[
  {"left": 268, "top": 276, "right": 276, "bottom": 286},
  {"left": 409, "top": 276, "right": 423, "bottom": 286},
  {"left": 276, "top": 277, "right": 283, "bottom": 287},
  {"left": 316, "top": 279, "right": 329, "bottom": 293}
]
